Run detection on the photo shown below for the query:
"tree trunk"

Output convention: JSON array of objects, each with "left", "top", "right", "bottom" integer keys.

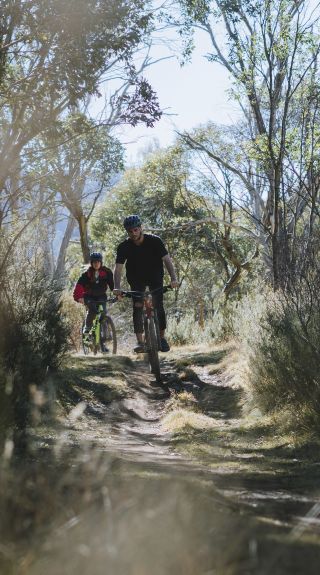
[
  {"left": 77, "top": 213, "right": 90, "bottom": 263},
  {"left": 54, "top": 216, "right": 77, "bottom": 284},
  {"left": 272, "top": 164, "right": 282, "bottom": 290}
]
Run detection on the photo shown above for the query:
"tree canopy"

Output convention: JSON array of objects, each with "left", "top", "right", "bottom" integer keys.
[
  {"left": 0, "top": 0, "right": 163, "bottom": 271},
  {"left": 173, "top": 0, "right": 320, "bottom": 288}
]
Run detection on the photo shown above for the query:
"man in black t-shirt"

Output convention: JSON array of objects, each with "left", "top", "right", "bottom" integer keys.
[{"left": 114, "top": 214, "right": 179, "bottom": 353}]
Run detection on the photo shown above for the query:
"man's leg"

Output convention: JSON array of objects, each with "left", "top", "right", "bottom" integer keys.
[
  {"left": 150, "top": 282, "right": 170, "bottom": 352},
  {"left": 130, "top": 284, "right": 145, "bottom": 352}
]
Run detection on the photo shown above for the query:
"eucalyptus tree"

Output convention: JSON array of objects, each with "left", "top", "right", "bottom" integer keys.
[
  {"left": 13, "top": 110, "right": 122, "bottom": 277},
  {"left": 0, "top": 0, "right": 161, "bottom": 270},
  {"left": 0, "top": 0, "right": 159, "bottom": 180},
  {"left": 48, "top": 113, "right": 124, "bottom": 266},
  {"left": 174, "top": 0, "right": 320, "bottom": 288},
  {"left": 0, "top": 0, "right": 162, "bottom": 451},
  {"left": 90, "top": 142, "right": 256, "bottom": 313}
]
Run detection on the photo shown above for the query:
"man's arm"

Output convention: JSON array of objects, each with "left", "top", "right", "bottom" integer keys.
[
  {"left": 113, "top": 263, "right": 124, "bottom": 292},
  {"left": 162, "top": 254, "right": 179, "bottom": 288}
]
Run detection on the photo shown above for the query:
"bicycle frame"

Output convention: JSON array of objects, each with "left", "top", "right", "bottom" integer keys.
[
  {"left": 122, "top": 286, "right": 171, "bottom": 382},
  {"left": 123, "top": 286, "right": 170, "bottom": 313},
  {"left": 82, "top": 298, "right": 117, "bottom": 355},
  {"left": 142, "top": 293, "right": 160, "bottom": 343},
  {"left": 92, "top": 303, "right": 104, "bottom": 347}
]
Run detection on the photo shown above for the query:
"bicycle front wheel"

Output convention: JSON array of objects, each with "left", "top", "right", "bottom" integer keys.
[
  {"left": 153, "top": 309, "right": 161, "bottom": 349},
  {"left": 101, "top": 316, "right": 117, "bottom": 355},
  {"left": 145, "top": 317, "right": 161, "bottom": 383},
  {"left": 81, "top": 320, "right": 91, "bottom": 355}
]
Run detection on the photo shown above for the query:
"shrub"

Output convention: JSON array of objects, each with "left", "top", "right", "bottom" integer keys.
[
  {"left": 61, "top": 292, "right": 84, "bottom": 351},
  {"left": 234, "top": 284, "right": 320, "bottom": 431},
  {"left": 0, "top": 272, "right": 70, "bottom": 451},
  {"left": 166, "top": 310, "right": 229, "bottom": 345}
]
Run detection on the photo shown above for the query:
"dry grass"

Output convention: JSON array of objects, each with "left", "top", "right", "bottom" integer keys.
[
  {"left": 55, "top": 355, "right": 135, "bottom": 415},
  {"left": 162, "top": 408, "right": 218, "bottom": 433}
]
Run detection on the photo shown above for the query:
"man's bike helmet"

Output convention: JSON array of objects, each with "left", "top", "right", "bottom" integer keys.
[
  {"left": 123, "top": 214, "right": 142, "bottom": 230},
  {"left": 90, "top": 251, "right": 103, "bottom": 263}
]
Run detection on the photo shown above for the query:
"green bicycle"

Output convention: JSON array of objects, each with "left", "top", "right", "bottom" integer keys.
[{"left": 82, "top": 299, "right": 117, "bottom": 355}]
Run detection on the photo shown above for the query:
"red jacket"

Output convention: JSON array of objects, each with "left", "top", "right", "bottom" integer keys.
[{"left": 73, "top": 266, "right": 114, "bottom": 301}]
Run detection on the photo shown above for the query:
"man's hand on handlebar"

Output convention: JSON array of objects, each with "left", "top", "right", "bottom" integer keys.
[
  {"left": 113, "top": 288, "right": 123, "bottom": 300},
  {"left": 78, "top": 297, "right": 85, "bottom": 304},
  {"left": 170, "top": 280, "right": 179, "bottom": 289}
]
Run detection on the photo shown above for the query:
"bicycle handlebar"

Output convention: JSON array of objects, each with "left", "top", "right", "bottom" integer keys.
[
  {"left": 119, "top": 285, "right": 173, "bottom": 299},
  {"left": 84, "top": 297, "right": 117, "bottom": 305}
]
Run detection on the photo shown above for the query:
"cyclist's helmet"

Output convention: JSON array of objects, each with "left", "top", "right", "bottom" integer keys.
[
  {"left": 90, "top": 251, "right": 103, "bottom": 263},
  {"left": 123, "top": 214, "right": 142, "bottom": 230}
]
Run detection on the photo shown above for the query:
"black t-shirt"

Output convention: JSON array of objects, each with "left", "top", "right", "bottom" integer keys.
[{"left": 116, "top": 234, "right": 168, "bottom": 284}]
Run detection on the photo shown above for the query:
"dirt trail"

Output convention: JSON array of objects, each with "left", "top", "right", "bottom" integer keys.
[
  {"left": 2, "top": 347, "right": 320, "bottom": 575},
  {"left": 57, "top": 350, "right": 232, "bottom": 470}
]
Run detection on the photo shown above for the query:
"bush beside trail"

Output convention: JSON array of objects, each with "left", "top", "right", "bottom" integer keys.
[
  {"left": 232, "top": 283, "right": 320, "bottom": 433},
  {"left": 0, "top": 275, "right": 70, "bottom": 454}
]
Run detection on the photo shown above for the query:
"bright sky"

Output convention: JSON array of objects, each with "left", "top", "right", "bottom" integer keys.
[
  {"left": 115, "top": 28, "right": 240, "bottom": 165},
  {"left": 95, "top": 0, "right": 319, "bottom": 166}
]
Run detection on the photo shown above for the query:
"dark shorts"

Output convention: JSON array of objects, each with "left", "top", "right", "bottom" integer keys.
[{"left": 129, "top": 280, "right": 166, "bottom": 333}]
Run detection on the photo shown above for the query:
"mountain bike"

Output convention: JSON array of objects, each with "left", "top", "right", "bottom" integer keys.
[
  {"left": 122, "top": 286, "right": 171, "bottom": 384},
  {"left": 82, "top": 299, "right": 117, "bottom": 356}
]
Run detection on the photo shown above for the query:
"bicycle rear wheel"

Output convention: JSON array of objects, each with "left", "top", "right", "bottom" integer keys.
[
  {"left": 145, "top": 317, "right": 161, "bottom": 383},
  {"left": 101, "top": 316, "right": 117, "bottom": 355}
]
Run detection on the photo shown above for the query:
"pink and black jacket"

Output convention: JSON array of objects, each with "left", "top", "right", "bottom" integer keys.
[{"left": 73, "top": 266, "right": 114, "bottom": 301}]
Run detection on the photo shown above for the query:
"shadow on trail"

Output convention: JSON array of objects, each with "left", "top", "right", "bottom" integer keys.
[
  {"left": 2, "top": 350, "right": 320, "bottom": 574},
  {"left": 0, "top": 448, "right": 236, "bottom": 574},
  {"left": 2, "top": 446, "right": 320, "bottom": 575},
  {"left": 173, "top": 348, "right": 227, "bottom": 368},
  {"left": 162, "top": 355, "right": 243, "bottom": 419}
]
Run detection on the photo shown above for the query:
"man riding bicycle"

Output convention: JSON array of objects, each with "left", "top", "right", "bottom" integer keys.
[
  {"left": 113, "top": 215, "right": 179, "bottom": 353},
  {"left": 73, "top": 252, "right": 114, "bottom": 351}
]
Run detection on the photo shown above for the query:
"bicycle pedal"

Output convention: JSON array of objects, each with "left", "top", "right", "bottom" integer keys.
[{"left": 133, "top": 344, "right": 145, "bottom": 353}]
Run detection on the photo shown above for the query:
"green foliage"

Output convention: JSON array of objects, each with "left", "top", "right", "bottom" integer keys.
[
  {"left": 178, "top": 0, "right": 212, "bottom": 25},
  {"left": 50, "top": 113, "right": 124, "bottom": 183},
  {"left": 0, "top": 0, "right": 155, "bottom": 103},
  {"left": 91, "top": 140, "right": 257, "bottom": 302},
  {"left": 1, "top": 279, "right": 69, "bottom": 377},
  {"left": 234, "top": 274, "right": 320, "bottom": 432},
  {"left": 90, "top": 145, "right": 194, "bottom": 258},
  {"left": 0, "top": 226, "right": 71, "bottom": 449},
  {"left": 0, "top": 0, "right": 161, "bottom": 233},
  {"left": 86, "top": 135, "right": 263, "bottom": 355},
  {"left": 250, "top": 304, "right": 320, "bottom": 428},
  {"left": 174, "top": 0, "right": 320, "bottom": 294},
  {"left": 0, "top": 276, "right": 70, "bottom": 449},
  {"left": 167, "top": 313, "right": 221, "bottom": 345}
]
